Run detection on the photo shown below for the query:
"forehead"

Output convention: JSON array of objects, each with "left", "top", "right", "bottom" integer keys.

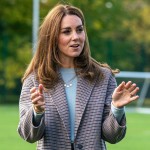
[{"left": 60, "top": 15, "right": 83, "bottom": 28}]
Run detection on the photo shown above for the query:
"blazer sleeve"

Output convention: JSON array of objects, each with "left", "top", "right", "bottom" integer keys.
[
  {"left": 17, "top": 74, "right": 45, "bottom": 143},
  {"left": 101, "top": 73, "right": 126, "bottom": 144}
]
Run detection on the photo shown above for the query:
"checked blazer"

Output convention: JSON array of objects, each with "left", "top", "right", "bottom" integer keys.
[{"left": 17, "top": 67, "right": 126, "bottom": 150}]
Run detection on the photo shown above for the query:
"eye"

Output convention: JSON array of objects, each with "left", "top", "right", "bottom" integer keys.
[
  {"left": 62, "top": 29, "right": 71, "bottom": 35},
  {"left": 77, "top": 27, "right": 84, "bottom": 33}
]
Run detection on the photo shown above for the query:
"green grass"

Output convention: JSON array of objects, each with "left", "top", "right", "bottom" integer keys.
[
  {"left": 0, "top": 105, "right": 150, "bottom": 150},
  {"left": 107, "top": 113, "right": 150, "bottom": 150},
  {"left": 0, "top": 105, "right": 36, "bottom": 150}
]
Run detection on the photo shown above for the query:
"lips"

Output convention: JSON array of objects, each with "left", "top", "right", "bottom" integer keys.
[{"left": 70, "top": 44, "right": 79, "bottom": 47}]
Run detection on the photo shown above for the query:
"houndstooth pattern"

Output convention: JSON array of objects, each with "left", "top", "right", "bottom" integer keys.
[{"left": 17, "top": 67, "right": 126, "bottom": 150}]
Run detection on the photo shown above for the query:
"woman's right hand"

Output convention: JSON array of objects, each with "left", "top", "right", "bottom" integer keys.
[{"left": 30, "top": 84, "right": 45, "bottom": 113}]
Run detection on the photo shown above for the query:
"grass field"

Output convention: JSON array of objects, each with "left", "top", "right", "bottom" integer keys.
[
  {"left": 0, "top": 105, "right": 36, "bottom": 150},
  {"left": 0, "top": 105, "right": 150, "bottom": 150}
]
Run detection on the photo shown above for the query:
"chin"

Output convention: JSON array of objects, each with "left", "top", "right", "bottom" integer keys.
[
  {"left": 71, "top": 53, "right": 81, "bottom": 58},
  {"left": 72, "top": 51, "right": 82, "bottom": 56}
]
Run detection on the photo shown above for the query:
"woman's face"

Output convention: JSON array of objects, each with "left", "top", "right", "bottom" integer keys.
[{"left": 58, "top": 15, "right": 85, "bottom": 65}]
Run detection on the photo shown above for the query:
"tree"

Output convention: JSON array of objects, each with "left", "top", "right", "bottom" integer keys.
[{"left": 0, "top": 0, "right": 149, "bottom": 103}]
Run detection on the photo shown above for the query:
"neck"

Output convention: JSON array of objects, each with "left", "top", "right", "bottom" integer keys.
[
  {"left": 60, "top": 61, "right": 74, "bottom": 68},
  {"left": 61, "top": 65, "right": 74, "bottom": 68},
  {"left": 59, "top": 56, "right": 74, "bottom": 68}
]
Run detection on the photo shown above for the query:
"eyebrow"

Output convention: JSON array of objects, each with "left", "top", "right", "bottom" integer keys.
[{"left": 61, "top": 25, "right": 83, "bottom": 30}]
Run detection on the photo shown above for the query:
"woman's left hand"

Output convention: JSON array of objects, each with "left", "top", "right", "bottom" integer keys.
[{"left": 112, "top": 81, "right": 139, "bottom": 108}]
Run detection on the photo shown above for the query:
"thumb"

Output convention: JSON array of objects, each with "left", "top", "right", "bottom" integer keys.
[{"left": 38, "top": 84, "right": 43, "bottom": 94}]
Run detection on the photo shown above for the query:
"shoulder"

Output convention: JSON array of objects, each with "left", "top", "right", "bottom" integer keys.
[
  {"left": 97, "top": 67, "right": 117, "bottom": 90},
  {"left": 91, "top": 58, "right": 116, "bottom": 79},
  {"left": 23, "top": 72, "right": 38, "bottom": 87},
  {"left": 99, "top": 66, "right": 114, "bottom": 78},
  {"left": 98, "top": 66, "right": 117, "bottom": 84}
]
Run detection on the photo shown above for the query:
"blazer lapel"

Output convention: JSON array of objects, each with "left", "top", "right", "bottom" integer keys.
[
  {"left": 48, "top": 75, "right": 71, "bottom": 140},
  {"left": 74, "top": 76, "right": 96, "bottom": 139}
]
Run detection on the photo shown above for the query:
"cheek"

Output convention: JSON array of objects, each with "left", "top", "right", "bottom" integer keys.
[
  {"left": 58, "top": 37, "right": 63, "bottom": 48},
  {"left": 80, "top": 34, "right": 86, "bottom": 46},
  {"left": 58, "top": 36, "right": 69, "bottom": 48},
  {"left": 58, "top": 36, "right": 70, "bottom": 44},
  {"left": 81, "top": 33, "right": 86, "bottom": 42}
]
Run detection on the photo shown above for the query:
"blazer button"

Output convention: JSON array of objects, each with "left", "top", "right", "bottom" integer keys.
[{"left": 78, "top": 144, "right": 83, "bottom": 149}]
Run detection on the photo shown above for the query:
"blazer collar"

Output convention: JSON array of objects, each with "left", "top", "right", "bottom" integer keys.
[
  {"left": 48, "top": 73, "right": 71, "bottom": 140},
  {"left": 74, "top": 76, "right": 96, "bottom": 139},
  {"left": 48, "top": 72, "right": 96, "bottom": 141}
]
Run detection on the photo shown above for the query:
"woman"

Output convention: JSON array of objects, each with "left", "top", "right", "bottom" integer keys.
[{"left": 17, "top": 4, "right": 139, "bottom": 150}]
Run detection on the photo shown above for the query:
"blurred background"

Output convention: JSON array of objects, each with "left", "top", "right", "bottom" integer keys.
[{"left": 0, "top": 0, "right": 150, "bottom": 150}]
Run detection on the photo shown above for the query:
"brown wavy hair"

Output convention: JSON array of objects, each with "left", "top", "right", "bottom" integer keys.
[{"left": 22, "top": 4, "right": 119, "bottom": 89}]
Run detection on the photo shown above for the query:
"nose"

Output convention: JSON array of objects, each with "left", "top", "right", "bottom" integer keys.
[{"left": 72, "top": 31, "right": 79, "bottom": 40}]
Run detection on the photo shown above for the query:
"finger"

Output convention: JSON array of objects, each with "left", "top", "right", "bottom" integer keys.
[
  {"left": 32, "top": 96, "right": 41, "bottom": 104},
  {"left": 128, "top": 83, "right": 137, "bottom": 92},
  {"left": 32, "top": 94, "right": 44, "bottom": 103},
  {"left": 125, "top": 81, "right": 132, "bottom": 89},
  {"left": 33, "top": 104, "right": 45, "bottom": 113},
  {"left": 38, "top": 84, "right": 43, "bottom": 95},
  {"left": 30, "top": 87, "right": 36, "bottom": 93},
  {"left": 116, "top": 81, "right": 125, "bottom": 92},
  {"left": 130, "top": 87, "right": 140, "bottom": 96},
  {"left": 130, "top": 95, "right": 139, "bottom": 101},
  {"left": 34, "top": 101, "right": 45, "bottom": 107},
  {"left": 40, "top": 105, "right": 45, "bottom": 109},
  {"left": 30, "top": 91, "right": 39, "bottom": 100},
  {"left": 34, "top": 101, "right": 45, "bottom": 111}
]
